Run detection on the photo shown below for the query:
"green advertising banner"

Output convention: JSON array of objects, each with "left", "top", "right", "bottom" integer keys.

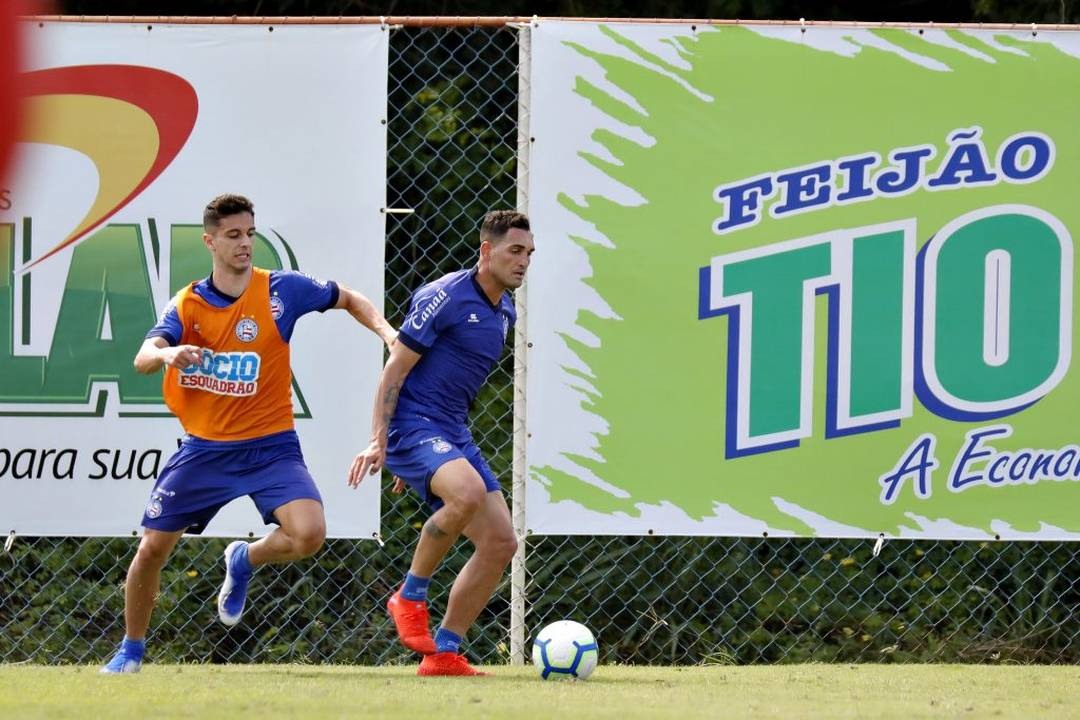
[{"left": 526, "top": 21, "right": 1080, "bottom": 539}]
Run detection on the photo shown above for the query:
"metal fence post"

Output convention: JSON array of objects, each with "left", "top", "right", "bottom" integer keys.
[{"left": 509, "top": 17, "right": 533, "bottom": 668}]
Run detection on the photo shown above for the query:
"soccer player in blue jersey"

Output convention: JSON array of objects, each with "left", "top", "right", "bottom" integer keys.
[
  {"left": 101, "top": 193, "right": 395, "bottom": 673},
  {"left": 349, "top": 210, "right": 533, "bottom": 676}
]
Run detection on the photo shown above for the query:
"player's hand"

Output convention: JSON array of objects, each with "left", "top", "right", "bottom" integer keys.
[
  {"left": 348, "top": 441, "right": 385, "bottom": 488},
  {"left": 161, "top": 344, "right": 202, "bottom": 370},
  {"left": 391, "top": 475, "right": 405, "bottom": 494}
]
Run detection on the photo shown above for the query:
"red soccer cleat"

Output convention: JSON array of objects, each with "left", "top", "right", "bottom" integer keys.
[
  {"left": 417, "top": 652, "right": 489, "bottom": 677},
  {"left": 387, "top": 590, "right": 436, "bottom": 655}
]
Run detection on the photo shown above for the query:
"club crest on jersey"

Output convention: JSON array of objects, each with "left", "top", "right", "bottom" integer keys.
[
  {"left": 269, "top": 295, "right": 285, "bottom": 320},
  {"left": 431, "top": 438, "right": 452, "bottom": 454},
  {"left": 145, "top": 497, "right": 163, "bottom": 519},
  {"left": 235, "top": 317, "right": 259, "bottom": 342}
]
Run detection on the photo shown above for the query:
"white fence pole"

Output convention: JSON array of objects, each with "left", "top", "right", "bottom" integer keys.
[{"left": 509, "top": 17, "right": 534, "bottom": 667}]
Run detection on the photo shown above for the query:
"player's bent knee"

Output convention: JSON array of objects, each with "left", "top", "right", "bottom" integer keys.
[
  {"left": 448, "top": 482, "right": 487, "bottom": 520},
  {"left": 432, "top": 460, "right": 487, "bottom": 518},
  {"left": 133, "top": 538, "right": 173, "bottom": 568},
  {"left": 490, "top": 533, "right": 517, "bottom": 564},
  {"left": 435, "top": 478, "right": 487, "bottom": 523},
  {"left": 469, "top": 519, "right": 517, "bottom": 563},
  {"left": 292, "top": 526, "right": 325, "bottom": 558}
]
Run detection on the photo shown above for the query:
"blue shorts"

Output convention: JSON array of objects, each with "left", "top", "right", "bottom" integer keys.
[
  {"left": 141, "top": 430, "right": 322, "bottom": 534},
  {"left": 385, "top": 420, "right": 501, "bottom": 510}
]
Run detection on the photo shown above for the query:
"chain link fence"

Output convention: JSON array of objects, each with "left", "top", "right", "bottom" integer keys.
[{"left": 2, "top": 24, "right": 1079, "bottom": 668}]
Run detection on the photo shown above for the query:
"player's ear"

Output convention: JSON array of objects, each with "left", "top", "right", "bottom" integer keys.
[
  {"left": 202, "top": 232, "right": 214, "bottom": 251},
  {"left": 479, "top": 239, "right": 491, "bottom": 260}
]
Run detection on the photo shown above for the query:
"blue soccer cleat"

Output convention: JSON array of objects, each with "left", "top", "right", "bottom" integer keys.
[
  {"left": 100, "top": 640, "right": 144, "bottom": 674},
  {"left": 217, "top": 541, "right": 252, "bottom": 626}
]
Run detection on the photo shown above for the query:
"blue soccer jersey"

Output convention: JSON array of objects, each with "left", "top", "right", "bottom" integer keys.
[{"left": 394, "top": 268, "right": 516, "bottom": 434}]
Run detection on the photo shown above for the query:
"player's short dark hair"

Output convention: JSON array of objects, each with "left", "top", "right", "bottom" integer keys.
[
  {"left": 204, "top": 194, "right": 255, "bottom": 231},
  {"left": 480, "top": 210, "right": 530, "bottom": 244}
]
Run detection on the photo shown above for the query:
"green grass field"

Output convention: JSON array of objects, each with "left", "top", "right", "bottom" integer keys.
[{"left": 1, "top": 664, "right": 1077, "bottom": 719}]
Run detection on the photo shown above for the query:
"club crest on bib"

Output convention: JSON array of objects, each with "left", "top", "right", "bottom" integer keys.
[
  {"left": 235, "top": 317, "right": 259, "bottom": 342},
  {"left": 269, "top": 295, "right": 285, "bottom": 320}
]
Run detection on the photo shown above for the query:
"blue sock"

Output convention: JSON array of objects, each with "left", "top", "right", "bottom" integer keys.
[
  {"left": 121, "top": 636, "right": 145, "bottom": 659},
  {"left": 230, "top": 542, "right": 253, "bottom": 577},
  {"left": 434, "top": 627, "right": 462, "bottom": 654},
  {"left": 400, "top": 572, "right": 430, "bottom": 602}
]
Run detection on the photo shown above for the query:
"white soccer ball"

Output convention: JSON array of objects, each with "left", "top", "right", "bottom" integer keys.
[{"left": 531, "top": 620, "right": 598, "bottom": 681}]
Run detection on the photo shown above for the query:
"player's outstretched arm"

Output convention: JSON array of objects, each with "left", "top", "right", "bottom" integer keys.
[
  {"left": 133, "top": 336, "right": 201, "bottom": 374},
  {"left": 335, "top": 284, "right": 397, "bottom": 347},
  {"left": 347, "top": 340, "right": 421, "bottom": 488}
]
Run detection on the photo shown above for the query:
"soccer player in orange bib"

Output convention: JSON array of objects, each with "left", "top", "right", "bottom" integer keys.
[{"left": 101, "top": 194, "right": 395, "bottom": 673}]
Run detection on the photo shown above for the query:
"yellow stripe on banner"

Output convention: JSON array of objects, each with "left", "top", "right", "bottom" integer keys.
[{"left": 20, "top": 94, "right": 160, "bottom": 244}]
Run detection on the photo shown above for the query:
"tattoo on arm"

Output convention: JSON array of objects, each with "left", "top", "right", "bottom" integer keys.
[
  {"left": 381, "top": 382, "right": 401, "bottom": 426},
  {"left": 423, "top": 518, "right": 450, "bottom": 539}
]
